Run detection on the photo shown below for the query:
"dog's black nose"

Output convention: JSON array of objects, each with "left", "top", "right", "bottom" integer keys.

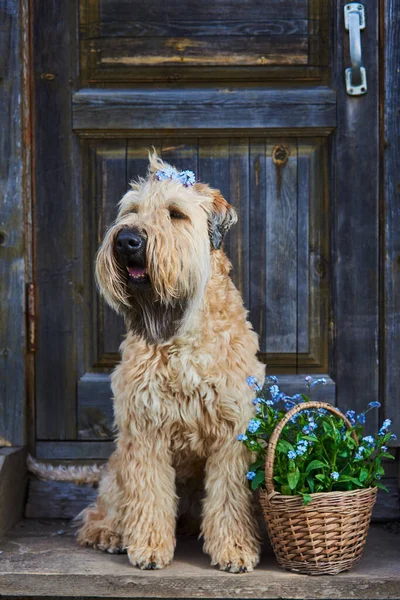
[{"left": 116, "top": 230, "right": 144, "bottom": 255}]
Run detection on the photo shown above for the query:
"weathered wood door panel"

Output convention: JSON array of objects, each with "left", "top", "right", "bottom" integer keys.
[{"left": 33, "top": 0, "right": 386, "bottom": 454}]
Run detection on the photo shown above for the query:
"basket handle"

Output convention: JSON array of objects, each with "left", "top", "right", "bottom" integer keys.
[{"left": 264, "top": 401, "right": 358, "bottom": 495}]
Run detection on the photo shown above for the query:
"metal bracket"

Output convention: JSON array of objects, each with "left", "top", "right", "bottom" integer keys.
[{"left": 344, "top": 3, "right": 367, "bottom": 96}]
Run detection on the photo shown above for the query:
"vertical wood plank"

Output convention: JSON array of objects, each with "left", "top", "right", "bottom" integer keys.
[
  {"left": 95, "top": 141, "right": 127, "bottom": 357},
  {"left": 383, "top": 0, "right": 400, "bottom": 441},
  {"left": 296, "top": 141, "right": 310, "bottom": 357},
  {"left": 34, "top": 1, "right": 79, "bottom": 439},
  {"left": 0, "top": 0, "right": 30, "bottom": 444},
  {"left": 297, "top": 138, "right": 330, "bottom": 374},
  {"left": 333, "top": 0, "right": 380, "bottom": 431},
  {"left": 265, "top": 139, "right": 298, "bottom": 354},
  {"left": 225, "top": 138, "right": 250, "bottom": 305},
  {"left": 249, "top": 139, "right": 267, "bottom": 352}
]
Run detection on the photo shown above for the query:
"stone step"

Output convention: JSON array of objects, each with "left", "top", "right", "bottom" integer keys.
[{"left": 0, "top": 520, "right": 399, "bottom": 599}]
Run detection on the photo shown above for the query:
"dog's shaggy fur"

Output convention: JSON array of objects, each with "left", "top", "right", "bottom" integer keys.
[{"left": 77, "top": 153, "right": 265, "bottom": 572}]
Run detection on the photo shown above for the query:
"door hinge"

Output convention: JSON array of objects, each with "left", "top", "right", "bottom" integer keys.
[{"left": 27, "top": 282, "right": 37, "bottom": 352}]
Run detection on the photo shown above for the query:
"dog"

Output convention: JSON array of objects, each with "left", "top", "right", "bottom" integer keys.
[{"left": 76, "top": 152, "right": 265, "bottom": 573}]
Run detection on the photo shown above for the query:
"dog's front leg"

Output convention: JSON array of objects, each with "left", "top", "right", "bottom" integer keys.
[
  {"left": 202, "top": 441, "right": 260, "bottom": 573},
  {"left": 119, "top": 435, "right": 178, "bottom": 570}
]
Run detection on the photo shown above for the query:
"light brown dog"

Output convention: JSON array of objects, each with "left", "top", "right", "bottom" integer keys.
[{"left": 76, "top": 153, "right": 265, "bottom": 572}]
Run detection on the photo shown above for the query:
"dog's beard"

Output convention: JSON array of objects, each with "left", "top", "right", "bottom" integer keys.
[{"left": 124, "top": 288, "right": 189, "bottom": 344}]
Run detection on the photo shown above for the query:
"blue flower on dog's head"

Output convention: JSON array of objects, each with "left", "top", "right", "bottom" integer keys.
[
  {"left": 246, "top": 471, "right": 256, "bottom": 481},
  {"left": 155, "top": 166, "right": 195, "bottom": 187},
  {"left": 177, "top": 170, "right": 196, "bottom": 187},
  {"left": 237, "top": 434, "right": 247, "bottom": 441},
  {"left": 248, "top": 419, "right": 260, "bottom": 433}
]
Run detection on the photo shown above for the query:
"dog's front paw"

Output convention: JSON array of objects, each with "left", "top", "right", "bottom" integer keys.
[
  {"left": 210, "top": 543, "right": 260, "bottom": 574},
  {"left": 127, "top": 543, "right": 175, "bottom": 570},
  {"left": 77, "top": 522, "right": 123, "bottom": 554}
]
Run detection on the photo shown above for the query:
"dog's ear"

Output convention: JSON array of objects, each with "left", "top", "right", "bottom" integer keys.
[
  {"left": 206, "top": 188, "right": 238, "bottom": 250},
  {"left": 208, "top": 190, "right": 237, "bottom": 250}
]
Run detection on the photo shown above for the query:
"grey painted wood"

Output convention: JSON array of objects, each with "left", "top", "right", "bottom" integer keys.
[
  {"left": 332, "top": 0, "right": 380, "bottom": 434},
  {"left": 78, "top": 374, "right": 115, "bottom": 440},
  {"left": 249, "top": 139, "right": 267, "bottom": 350},
  {"left": 91, "top": 19, "right": 311, "bottom": 39},
  {"left": 298, "top": 139, "right": 330, "bottom": 374},
  {"left": 383, "top": 0, "right": 400, "bottom": 441},
  {"left": 36, "top": 440, "right": 114, "bottom": 460},
  {"left": 99, "top": 0, "right": 310, "bottom": 22},
  {"left": 25, "top": 479, "right": 98, "bottom": 519},
  {"left": 297, "top": 146, "right": 310, "bottom": 356},
  {"left": 265, "top": 140, "right": 298, "bottom": 355},
  {"left": 72, "top": 88, "right": 337, "bottom": 131},
  {"left": 34, "top": 0, "right": 80, "bottom": 440},
  {"left": 225, "top": 139, "right": 250, "bottom": 305},
  {"left": 0, "top": 448, "right": 27, "bottom": 537},
  {"left": 0, "top": 0, "right": 29, "bottom": 445},
  {"left": 95, "top": 141, "right": 127, "bottom": 359}
]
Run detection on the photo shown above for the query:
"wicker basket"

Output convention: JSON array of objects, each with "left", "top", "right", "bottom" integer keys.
[{"left": 259, "top": 401, "right": 377, "bottom": 575}]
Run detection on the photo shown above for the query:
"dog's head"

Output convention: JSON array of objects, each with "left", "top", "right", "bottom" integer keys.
[{"left": 95, "top": 151, "right": 237, "bottom": 342}]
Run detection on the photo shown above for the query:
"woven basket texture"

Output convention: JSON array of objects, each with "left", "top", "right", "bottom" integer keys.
[{"left": 260, "top": 401, "right": 377, "bottom": 575}]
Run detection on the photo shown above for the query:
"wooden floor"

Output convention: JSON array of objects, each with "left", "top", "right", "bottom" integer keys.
[{"left": 0, "top": 520, "right": 400, "bottom": 599}]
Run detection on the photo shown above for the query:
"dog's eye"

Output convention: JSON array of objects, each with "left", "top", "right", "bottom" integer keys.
[
  {"left": 131, "top": 206, "right": 138, "bottom": 214},
  {"left": 169, "top": 209, "right": 187, "bottom": 220}
]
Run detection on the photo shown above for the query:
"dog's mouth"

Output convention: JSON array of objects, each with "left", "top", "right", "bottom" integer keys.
[
  {"left": 127, "top": 265, "right": 149, "bottom": 282},
  {"left": 126, "top": 264, "right": 151, "bottom": 287}
]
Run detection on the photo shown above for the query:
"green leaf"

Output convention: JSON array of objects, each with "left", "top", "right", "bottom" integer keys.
[
  {"left": 306, "top": 460, "right": 328, "bottom": 475},
  {"left": 359, "top": 468, "right": 369, "bottom": 483},
  {"left": 375, "top": 481, "right": 389, "bottom": 493},
  {"left": 250, "top": 459, "right": 264, "bottom": 471},
  {"left": 288, "top": 468, "right": 300, "bottom": 490},
  {"left": 315, "top": 473, "right": 328, "bottom": 484},
  {"left": 301, "top": 435, "right": 318, "bottom": 443},
  {"left": 340, "top": 475, "right": 363, "bottom": 487},
  {"left": 273, "top": 475, "right": 287, "bottom": 485},
  {"left": 381, "top": 453, "right": 395, "bottom": 460},
  {"left": 281, "top": 485, "right": 291, "bottom": 495},
  {"left": 376, "top": 465, "right": 385, "bottom": 476},
  {"left": 300, "top": 493, "right": 313, "bottom": 506},
  {"left": 277, "top": 439, "right": 295, "bottom": 454},
  {"left": 323, "top": 421, "right": 332, "bottom": 435},
  {"left": 306, "top": 474, "right": 315, "bottom": 494},
  {"left": 250, "top": 470, "right": 265, "bottom": 490}
]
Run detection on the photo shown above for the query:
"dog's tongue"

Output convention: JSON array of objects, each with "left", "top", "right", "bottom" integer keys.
[{"left": 127, "top": 266, "right": 147, "bottom": 277}]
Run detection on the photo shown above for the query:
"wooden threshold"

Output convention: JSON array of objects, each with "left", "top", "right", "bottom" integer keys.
[{"left": 0, "top": 520, "right": 399, "bottom": 598}]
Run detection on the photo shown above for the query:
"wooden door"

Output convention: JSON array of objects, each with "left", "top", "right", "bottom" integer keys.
[{"left": 32, "top": 0, "right": 386, "bottom": 463}]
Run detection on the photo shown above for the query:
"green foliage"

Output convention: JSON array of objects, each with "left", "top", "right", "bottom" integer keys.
[{"left": 241, "top": 376, "right": 395, "bottom": 505}]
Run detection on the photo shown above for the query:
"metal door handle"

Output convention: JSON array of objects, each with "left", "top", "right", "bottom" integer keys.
[{"left": 344, "top": 3, "right": 367, "bottom": 95}]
